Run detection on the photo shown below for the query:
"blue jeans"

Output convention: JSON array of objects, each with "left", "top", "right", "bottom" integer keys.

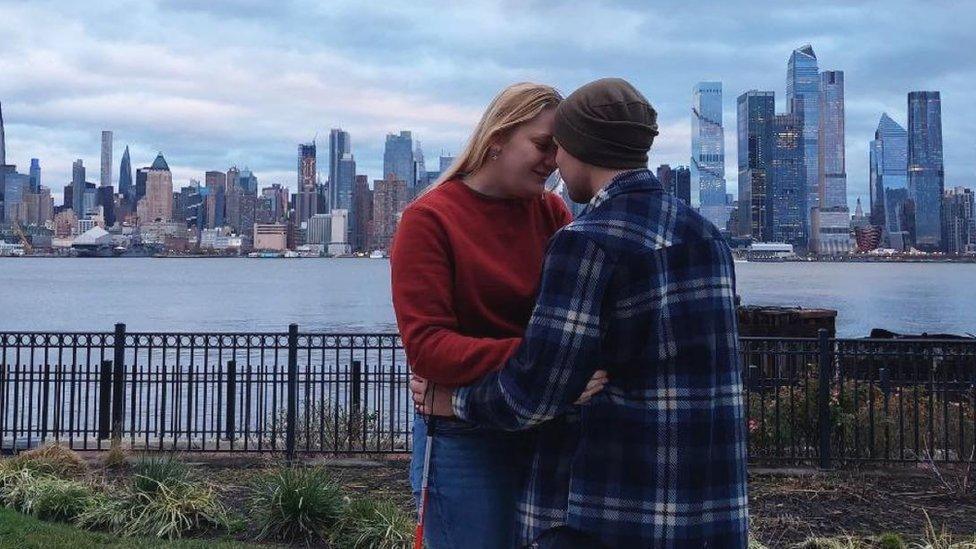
[{"left": 410, "top": 414, "right": 530, "bottom": 549}]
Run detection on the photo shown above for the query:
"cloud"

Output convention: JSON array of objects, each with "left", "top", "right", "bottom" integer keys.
[{"left": 0, "top": 0, "right": 972, "bottom": 212}]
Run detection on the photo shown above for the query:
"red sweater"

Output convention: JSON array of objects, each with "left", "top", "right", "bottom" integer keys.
[{"left": 391, "top": 179, "right": 573, "bottom": 386}]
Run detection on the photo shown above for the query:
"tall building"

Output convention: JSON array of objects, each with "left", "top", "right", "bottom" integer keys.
[
  {"left": 100, "top": 131, "right": 113, "bottom": 188},
  {"left": 656, "top": 164, "right": 674, "bottom": 196},
  {"left": 72, "top": 159, "right": 86, "bottom": 217},
  {"left": 352, "top": 175, "right": 373, "bottom": 252},
  {"left": 119, "top": 145, "right": 133, "bottom": 201},
  {"left": 869, "top": 113, "right": 909, "bottom": 243},
  {"left": 332, "top": 153, "right": 355, "bottom": 212},
  {"left": 414, "top": 143, "right": 428, "bottom": 194},
  {"left": 817, "top": 71, "right": 847, "bottom": 210},
  {"left": 27, "top": 158, "right": 40, "bottom": 192},
  {"left": 204, "top": 171, "right": 227, "bottom": 228},
  {"left": 770, "top": 113, "right": 806, "bottom": 245},
  {"left": 810, "top": 70, "right": 851, "bottom": 254},
  {"left": 238, "top": 168, "right": 258, "bottom": 195},
  {"left": 439, "top": 155, "right": 455, "bottom": 173},
  {"left": 296, "top": 142, "right": 318, "bottom": 223},
  {"left": 691, "top": 82, "right": 728, "bottom": 228},
  {"left": 737, "top": 91, "right": 775, "bottom": 240},
  {"left": 371, "top": 174, "right": 409, "bottom": 251},
  {"left": 0, "top": 99, "right": 5, "bottom": 168},
  {"left": 907, "top": 91, "right": 944, "bottom": 251},
  {"left": 942, "top": 187, "right": 975, "bottom": 255},
  {"left": 328, "top": 129, "right": 350, "bottom": 210},
  {"left": 137, "top": 153, "right": 173, "bottom": 223},
  {"left": 672, "top": 166, "right": 691, "bottom": 205},
  {"left": 787, "top": 44, "right": 821, "bottom": 232},
  {"left": 384, "top": 131, "right": 415, "bottom": 190}
]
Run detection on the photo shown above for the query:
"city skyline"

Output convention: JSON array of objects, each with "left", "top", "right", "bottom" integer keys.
[{"left": 0, "top": 2, "right": 971, "bottom": 209}]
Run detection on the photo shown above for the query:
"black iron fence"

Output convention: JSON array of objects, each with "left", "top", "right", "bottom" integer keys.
[{"left": 2, "top": 325, "right": 975, "bottom": 467}]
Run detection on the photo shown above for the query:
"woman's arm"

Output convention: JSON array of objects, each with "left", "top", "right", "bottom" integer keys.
[{"left": 391, "top": 205, "right": 520, "bottom": 387}]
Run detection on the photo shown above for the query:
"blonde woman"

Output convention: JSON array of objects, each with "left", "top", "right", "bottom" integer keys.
[{"left": 391, "top": 83, "right": 589, "bottom": 548}]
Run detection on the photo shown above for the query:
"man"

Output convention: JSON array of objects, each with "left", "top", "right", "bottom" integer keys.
[{"left": 413, "top": 78, "right": 748, "bottom": 548}]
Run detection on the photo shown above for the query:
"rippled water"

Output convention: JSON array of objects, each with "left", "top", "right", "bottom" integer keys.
[{"left": 2, "top": 258, "right": 974, "bottom": 337}]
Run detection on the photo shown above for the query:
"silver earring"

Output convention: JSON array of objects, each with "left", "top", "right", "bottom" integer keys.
[{"left": 490, "top": 150, "right": 500, "bottom": 160}]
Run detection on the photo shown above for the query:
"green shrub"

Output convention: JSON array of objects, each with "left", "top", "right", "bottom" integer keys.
[
  {"left": 333, "top": 498, "right": 414, "bottom": 549},
  {"left": 877, "top": 532, "right": 906, "bottom": 549},
  {"left": 9, "top": 444, "right": 87, "bottom": 478},
  {"left": 249, "top": 466, "right": 344, "bottom": 543},
  {"left": 1, "top": 471, "right": 94, "bottom": 521},
  {"left": 132, "top": 454, "right": 191, "bottom": 494},
  {"left": 74, "top": 493, "right": 133, "bottom": 532},
  {"left": 123, "top": 479, "right": 230, "bottom": 539}
]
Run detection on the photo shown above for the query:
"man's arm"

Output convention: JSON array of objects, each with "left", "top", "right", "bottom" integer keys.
[{"left": 452, "top": 228, "right": 615, "bottom": 430}]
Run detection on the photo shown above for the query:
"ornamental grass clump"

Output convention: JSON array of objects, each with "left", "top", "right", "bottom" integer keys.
[
  {"left": 123, "top": 478, "right": 230, "bottom": 539},
  {"left": 249, "top": 465, "right": 345, "bottom": 543},
  {"left": 75, "top": 453, "right": 229, "bottom": 540},
  {"left": 8, "top": 443, "right": 87, "bottom": 478},
  {"left": 0, "top": 467, "right": 95, "bottom": 522},
  {"left": 132, "top": 453, "right": 192, "bottom": 494},
  {"left": 333, "top": 498, "right": 415, "bottom": 549}
]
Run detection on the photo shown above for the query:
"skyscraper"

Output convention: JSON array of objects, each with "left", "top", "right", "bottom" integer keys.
[
  {"left": 352, "top": 175, "right": 373, "bottom": 252},
  {"left": 691, "top": 82, "right": 728, "bottom": 228},
  {"left": 28, "top": 159, "right": 40, "bottom": 192},
  {"left": 737, "top": 91, "right": 775, "bottom": 240},
  {"left": 817, "top": 71, "right": 847, "bottom": 210},
  {"left": 329, "top": 129, "right": 350, "bottom": 210},
  {"left": 907, "top": 91, "right": 944, "bottom": 251},
  {"left": 334, "top": 153, "right": 356, "bottom": 212},
  {"left": 100, "top": 131, "right": 113, "bottom": 188},
  {"left": 810, "top": 70, "right": 851, "bottom": 254},
  {"left": 787, "top": 44, "right": 821, "bottom": 232},
  {"left": 0, "top": 100, "right": 5, "bottom": 168},
  {"left": 72, "top": 159, "right": 86, "bottom": 218},
  {"left": 296, "top": 142, "right": 318, "bottom": 224},
  {"left": 204, "top": 171, "right": 227, "bottom": 228},
  {"left": 672, "top": 166, "right": 692, "bottom": 205},
  {"left": 869, "top": 113, "right": 909, "bottom": 240},
  {"left": 414, "top": 143, "right": 428, "bottom": 193},
  {"left": 371, "top": 173, "right": 409, "bottom": 251},
  {"left": 0, "top": 100, "right": 8, "bottom": 201},
  {"left": 384, "top": 131, "right": 415, "bottom": 190},
  {"left": 942, "top": 187, "right": 975, "bottom": 255},
  {"left": 137, "top": 153, "right": 173, "bottom": 223},
  {"left": 119, "top": 146, "right": 133, "bottom": 201},
  {"left": 770, "top": 113, "right": 806, "bottom": 244}
]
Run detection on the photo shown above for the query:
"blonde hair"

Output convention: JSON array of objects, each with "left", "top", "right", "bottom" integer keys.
[{"left": 432, "top": 82, "right": 563, "bottom": 188}]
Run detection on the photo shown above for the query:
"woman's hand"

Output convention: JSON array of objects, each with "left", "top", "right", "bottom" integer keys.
[
  {"left": 410, "top": 375, "right": 456, "bottom": 417},
  {"left": 574, "top": 369, "right": 609, "bottom": 405}
]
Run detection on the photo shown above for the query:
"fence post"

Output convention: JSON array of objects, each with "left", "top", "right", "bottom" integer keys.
[
  {"left": 226, "top": 360, "right": 237, "bottom": 442},
  {"left": 817, "top": 328, "right": 833, "bottom": 469},
  {"left": 111, "top": 323, "right": 126, "bottom": 441},
  {"left": 286, "top": 324, "right": 298, "bottom": 463},
  {"left": 97, "top": 360, "right": 113, "bottom": 440},
  {"left": 351, "top": 360, "right": 362, "bottom": 447}
]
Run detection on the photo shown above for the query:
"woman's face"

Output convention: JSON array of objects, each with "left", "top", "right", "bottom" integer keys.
[{"left": 491, "top": 108, "right": 558, "bottom": 199}]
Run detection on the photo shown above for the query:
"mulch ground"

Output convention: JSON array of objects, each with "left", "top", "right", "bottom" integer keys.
[{"left": 82, "top": 453, "right": 976, "bottom": 547}]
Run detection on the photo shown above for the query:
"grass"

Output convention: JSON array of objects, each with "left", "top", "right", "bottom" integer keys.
[
  {"left": 0, "top": 507, "right": 261, "bottom": 549},
  {"left": 248, "top": 465, "right": 345, "bottom": 543},
  {"left": 332, "top": 498, "right": 414, "bottom": 549},
  {"left": 7, "top": 444, "right": 87, "bottom": 478}
]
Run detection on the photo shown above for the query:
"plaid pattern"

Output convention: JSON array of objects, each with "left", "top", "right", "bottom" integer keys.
[{"left": 454, "top": 169, "right": 749, "bottom": 548}]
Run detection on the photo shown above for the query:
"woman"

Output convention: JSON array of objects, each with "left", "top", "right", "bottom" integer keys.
[{"left": 391, "top": 83, "right": 595, "bottom": 548}]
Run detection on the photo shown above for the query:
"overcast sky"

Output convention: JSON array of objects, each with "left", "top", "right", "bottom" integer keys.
[{"left": 0, "top": 0, "right": 971, "bottom": 210}]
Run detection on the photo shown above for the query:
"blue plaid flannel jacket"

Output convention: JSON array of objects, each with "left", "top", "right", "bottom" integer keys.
[{"left": 453, "top": 169, "right": 749, "bottom": 548}]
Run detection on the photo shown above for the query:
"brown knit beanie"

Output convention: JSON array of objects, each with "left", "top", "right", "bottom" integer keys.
[{"left": 553, "top": 78, "right": 658, "bottom": 169}]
